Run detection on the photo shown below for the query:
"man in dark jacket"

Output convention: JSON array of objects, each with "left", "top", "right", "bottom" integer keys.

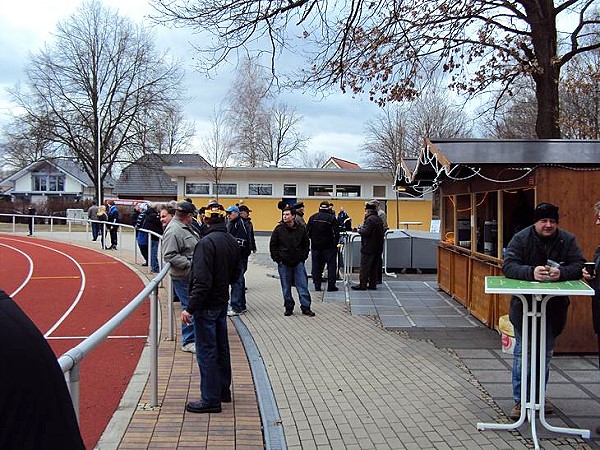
[
  {"left": 142, "top": 203, "right": 164, "bottom": 273},
  {"left": 352, "top": 203, "right": 385, "bottom": 291},
  {"left": 183, "top": 203, "right": 241, "bottom": 414},
  {"left": 106, "top": 200, "right": 120, "bottom": 250},
  {"left": 503, "top": 202, "right": 585, "bottom": 420},
  {"left": 270, "top": 206, "right": 315, "bottom": 316},
  {"left": 307, "top": 200, "right": 340, "bottom": 292},
  {"left": 226, "top": 205, "right": 252, "bottom": 315}
]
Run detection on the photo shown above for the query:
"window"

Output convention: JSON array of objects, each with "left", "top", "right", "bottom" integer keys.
[
  {"left": 213, "top": 183, "right": 237, "bottom": 195},
  {"left": 32, "top": 173, "right": 65, "bottom": 192},
  {"left": 249, "top": 183, "right": 273, "bottom": 196},
  {"left": 283, "top": 184, "right": 297, "bottom": 196},
  {"left": 335, "top": 185, "right": 361, "bottom": 197},
  {"left": 185, "top": 183, "right": 210, "bottom": 195},
  {"left": 373, "top": 185, "right": 386, "bottom": 197},
  {"left": 308, "top": 184, "right": 333, "bottom": 196}
]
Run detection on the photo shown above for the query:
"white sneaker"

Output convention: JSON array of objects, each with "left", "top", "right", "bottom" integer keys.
[
  {"left": 182, "top": 342, "right": 196, "bottom": 353},
  {"left": 227, "top": 307, "right": 238, "bottom": 317}
]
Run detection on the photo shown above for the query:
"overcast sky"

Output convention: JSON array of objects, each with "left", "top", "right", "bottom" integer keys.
[{"left": 0, "top": 0, "right": 386, "bottom": 166}]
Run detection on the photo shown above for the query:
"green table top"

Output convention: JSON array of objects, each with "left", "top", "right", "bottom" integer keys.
[{"left": 485, "top": 276, "right": 594, "bottom": 296}]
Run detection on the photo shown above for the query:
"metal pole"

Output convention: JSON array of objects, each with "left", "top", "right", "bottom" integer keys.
[
  {"left": 67, "top": 363, "right": 81, "bottom": 424},
  {"left": 149, "top": 285, "right": 159, "bottom": 407},
  {"left": 167, "top": 275, "right": 174, "bottom": 341}
]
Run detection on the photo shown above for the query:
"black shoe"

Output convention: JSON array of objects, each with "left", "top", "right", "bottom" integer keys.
[
  {"left": 351, "top": 286, "right": 367, "bottom": 291},
  {"left": 221, "top": 391, "right": 232, "bottom": 403},
  {"left": 301, "top": 308, "right": 316, "bottom": 317},
  {"left": 284, "top": 308, "right": 293, "bottom": 316},
  {"left": 186, "top": 401, "right": 221, "bottom": 414},
  {"left": 141, "top": 262, "right": 148, "bottom": 266},
  {"left": 327, "top": 287, "right": 339, "bottom": 292},
  {"left": 314, "top": 285, "right": 322, "bottom": 291}
]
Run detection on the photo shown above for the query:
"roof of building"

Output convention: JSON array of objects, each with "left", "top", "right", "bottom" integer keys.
[
  {"left": 406, "top": 139, "right": 600, "bottom": 183},
  {"left": 114, "top": 153, "right": 210, "bottom": 197},
  {"left": 0, "top": 157, "right": 116, "bottom": 188},
  {"left": 322, "top": 157, "right": 361, "bottom": 169}
]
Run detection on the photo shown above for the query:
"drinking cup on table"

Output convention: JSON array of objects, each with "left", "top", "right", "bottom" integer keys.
[{"left": 584, "top": 262, "right": 596, "bottom": 278}]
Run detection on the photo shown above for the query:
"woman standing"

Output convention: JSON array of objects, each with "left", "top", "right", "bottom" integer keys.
[{"left": 97, "top": 205, "right": 108, "bottom": 249}]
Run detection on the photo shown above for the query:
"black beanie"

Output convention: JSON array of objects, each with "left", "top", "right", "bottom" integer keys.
[{"left": 533, "top": 202, "right": 559, "bottom": 223}]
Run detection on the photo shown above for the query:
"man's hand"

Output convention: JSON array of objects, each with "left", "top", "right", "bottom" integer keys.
[
  {"left": 181, "top": 310, "right": 193, "bottom": 325},
  {"left": 534, "top": 265, "right": 560, "bottom": 282}
]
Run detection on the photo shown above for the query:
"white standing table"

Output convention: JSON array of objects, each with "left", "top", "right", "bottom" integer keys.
[{"left": 478, "top": 276, "right": 594, "bottom": 449}]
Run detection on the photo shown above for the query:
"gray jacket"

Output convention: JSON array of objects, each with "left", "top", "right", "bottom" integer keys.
[{"left": 161, "top": 217, "right": 201, "bottom": 280}]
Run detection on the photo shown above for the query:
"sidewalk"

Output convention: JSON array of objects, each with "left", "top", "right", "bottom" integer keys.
[{"left": 16, "top": 230, "right": 600, "bottom": 449}]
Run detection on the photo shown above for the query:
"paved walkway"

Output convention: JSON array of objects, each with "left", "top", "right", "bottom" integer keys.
[{"left": 9, "top": 230, "right": 600, "bottom": 449}]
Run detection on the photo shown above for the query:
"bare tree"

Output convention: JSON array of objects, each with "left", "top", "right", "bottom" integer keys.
[
  {"left": 151, "top": 0, "right": 600, "bottom": 139},
  {"left": 226, "top": 57, "right": 271, "bottom": 167},
  {"left": 9, "top": 0, "right": 184, "bottom": 203},
  {"left": 362, "top": 91, "right": 470, "bottom": 178},
  {"left": 260, "top": 103, "right": 309, "bottom": 167},
  {"left": 0, "top": 115, "right": 58, "bottom": 170},
  {"left": 295, "top": 149, "right": 329, "bottom": 168},
  {"left": 129, "top": 104, "right": 196, "bottom": 159},
  {"left": 560, "top": 49, "right": 600, "bottom": 139},
  {"left": 483, "top": 88, "right": 538, "bottom": 139},
  {"left": 361, "top": 107, "right": 409, "bottom": 180},
  {"left": 200, "top": 108, "right": 233, "bottom": 201}
]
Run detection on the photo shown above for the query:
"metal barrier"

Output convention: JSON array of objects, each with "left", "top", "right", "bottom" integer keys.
[
  {"left": 340, "top": 230, "right": 400, "bottom": 284},
  {"left": 58, "top": 263, "right": 170, "bottom": 420},
  {"left": 0, "top": 213, "right": 172, "bottom": 421}
]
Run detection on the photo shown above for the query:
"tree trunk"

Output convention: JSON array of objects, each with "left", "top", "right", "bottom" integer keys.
[{"left": 526, "top": 0, "right": 561, "bottom": 138}]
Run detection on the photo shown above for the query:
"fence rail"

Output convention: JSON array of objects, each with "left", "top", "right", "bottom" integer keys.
[{"left": 0, "top": 213, "right": 170, "bottom": 421}]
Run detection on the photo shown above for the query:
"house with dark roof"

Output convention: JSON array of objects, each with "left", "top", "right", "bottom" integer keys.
[
  {"left": 0, "top": 158, "right": 115, "bottom": 203},
  {"left": 113, "top": 153, "right": 211, "bottom": 201},
  {"left": 322, "top": 157, "right": 361, "bottom": 169}
]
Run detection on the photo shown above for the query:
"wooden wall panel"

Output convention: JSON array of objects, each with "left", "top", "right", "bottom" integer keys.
[
  {"left": 437, "top": 246, "right": 452, "bottom": 294},
  {"left": 469, "top": 259, "right": 495, "bottom": 326},
  {"left": 451, "top": 252, "right": 470, "bottom": 307}
]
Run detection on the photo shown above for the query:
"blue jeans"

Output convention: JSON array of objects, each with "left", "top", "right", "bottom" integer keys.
[
  {"left": 193, "top": 307, "right": 231, "bottom": 405},
  {"left": 277, "top": 262, "right": 312, "bottom": 310},
  {"left": 230, "top": 256, "right": 248, "bottom": 311},
  {"left": 91, "top": 222, "right": 99, "bottom": 240},
  {"left": 150, "top": 239, "right": 159, "bottom": 273},
  {"left": 512, "top": 317, "right": 554, "bottom": 404},
  {"left": 173, "top": 278, "right": 195, "bottom": 347}
]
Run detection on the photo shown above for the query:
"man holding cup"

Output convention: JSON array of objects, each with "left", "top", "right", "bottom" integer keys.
[{"left": 502, "top": 202, "right": 585, "bottom": 420}]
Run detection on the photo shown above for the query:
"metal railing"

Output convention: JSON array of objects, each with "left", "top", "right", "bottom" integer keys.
[
  {"left": 339, "top": 230, "right": 399, "bottom": 285},
  {"left": 0, "top": 213, "right": 172, "bottom": 420},
  {"left": 58, "top": 263, "right": 170, "bottom": 420}
]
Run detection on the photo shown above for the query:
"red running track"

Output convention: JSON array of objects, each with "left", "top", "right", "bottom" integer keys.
[{"left": 0, "top": 234, "right": 148, "bottom": 449}]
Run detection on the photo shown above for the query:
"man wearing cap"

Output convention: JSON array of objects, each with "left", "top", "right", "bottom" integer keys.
[
  {"left": 293, "top": 202, "right": 306, "bottom": 226},
  {"left": 239, "top": 205, "right": 257, "bottom": 255},
  {"left": 307, "top": 200, "right": 340, "bottom": 292},
  {"left": 503, "top": 202, "right": 585, "bottom": 420},
  {"left": 270, "top": 206, "right": 315, "bottom": 316},
  {"left": 162, "top": 201, "right": 202, "bottom": 353},
  {"left": 352, "top": 202, "right": 385, "bottom": 291},
  {"left": 225, "top": 205, "right": 252, "bottom": 315},
  {"left": 183, "top": 203, "right": 241, "bottom": 414}
]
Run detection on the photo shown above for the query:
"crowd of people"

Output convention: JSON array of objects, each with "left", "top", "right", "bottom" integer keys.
[{"left": 83, "top": 196, "right": 600, "bottom": 432}]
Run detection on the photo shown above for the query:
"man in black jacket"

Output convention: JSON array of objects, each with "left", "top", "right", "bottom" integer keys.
[
  {"left": 352, "top": 203, "right": 385, "bottom": 291},
  {"left": 307, "top": 200, "right": 340, "bottom": 292},
  {"left": 183, "top": 203, "right": 241, "bottom": 414},
  {"left": 270, "top": 206, "right": 315, "bottom": 316},
  {"left": 226, "top": 205, "right": 252, "bottom": 315},
  {"left": 503, "top": 202, "right": 584, "bottom": 420}
]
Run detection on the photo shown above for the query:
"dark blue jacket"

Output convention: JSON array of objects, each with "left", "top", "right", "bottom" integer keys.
[{"left": 188, "top": 223, "right": 241, "bottom": 312}]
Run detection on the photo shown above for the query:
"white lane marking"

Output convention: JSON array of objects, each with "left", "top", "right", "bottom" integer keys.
[
  {"left": 46, "top": 335, "right": 148, "bottom": 340},
  {"left": 0, "top": 236, "right": 86, "bottom": 338},
  {"left": 0, "top": 242, "right": 34, "bottom": 297}
]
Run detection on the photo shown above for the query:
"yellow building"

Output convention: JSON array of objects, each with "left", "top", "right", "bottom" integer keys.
[{"left": 163, "top": 163, "right": 432, "bottom": 232}]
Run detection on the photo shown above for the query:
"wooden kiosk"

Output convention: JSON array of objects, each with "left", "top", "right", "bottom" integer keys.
[{"left": 404, "top": 139, "right": 600, "bottom": 353}]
